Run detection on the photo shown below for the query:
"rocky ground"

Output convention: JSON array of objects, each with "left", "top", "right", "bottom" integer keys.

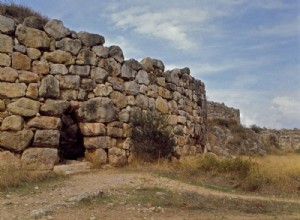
[{"left": 0, "top": 169, "right": 299, "bottom": 220}]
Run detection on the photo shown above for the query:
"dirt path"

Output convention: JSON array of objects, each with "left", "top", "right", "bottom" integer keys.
[{"left": 0, "top": 170, "right": 299, "bottom": 220}]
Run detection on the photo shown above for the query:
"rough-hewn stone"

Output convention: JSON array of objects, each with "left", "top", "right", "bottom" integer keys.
[
  {"left": 85, "top": 148, "right": 108, "bottom": 166},
  {"left": 156, "top": 96, "right": 169, "bottom": 113},
  {"left": 0, "top": 83, "right": 27, "bottom": 98},
  {"left": 21, "top": 148, "right": 58, "bottom": 170},
  {"left": 50, "top": 64, "right": 68, "bottom": 75},
  {"left": 32, "top": 60, "right": 49, "bottom": 75},
  {"left": 12, "top": 52, "right": 31, "bottom": 70},
  {"left": 125, "top": 81, "right": 140, "bottom": 95},
  {"left": 0, "top": 33, "right": 13, "bottom": 53},
  {"left": 0, "top": 67, "right": 18, "bottom": 82},
  {"left": 39, "top": 75, "right": 60, "bottom": 98},
  {"left": 23, "top": 16, "right": 44, "bottom": 29},
  {"left": 108, "top": 148, "right": 127, "bottom": 167},
  {"left": 40, "top": 99, "right": 70, "bottom": 116},
  {"left": 110, "top": 91, "right": 127, "bottom": 109},
  {"left": 26, "top": 83, "right": 38, "bottom": 99},
  {"left": 19, "top": 70, "right": 40, "bottom": 83},
  {"left": 94, "top": 84, "right": 113, "bottom": 97},
  {"left": 1, "top": 115, "right": 24, "bottom": 131},
  {"left": 56, "top": 38, "right": 82, "bottom": 55},
  {"left": 78, "top": 31, "right": 105, "bottom": 46},
  {"left": 0, "top": 15, "right": 16, "bottom": 34},
  {"left": 69, "top": 65, "right": 90, "bottom": 77},
  {"left": 136, "top": 70, "right": 150, "bottom": 85},
  {"left": 44, "top": 19, "right": 70, "bottom": 40},
  {"left": 92, "top": 45, "right": 109, "bottom": 58},
  {"left": 33, "top": 130, "right": 60, "bottom": 148},
  {"left": 7, "top": 97, "right": 40, "bottom": 117},
  {"left": 59, "top": 75, "right": 80, "bottom": 89},
  {"left": 79, "top": 123, "right": 106, "bottom": 136},
  {"left": 27, "top": 116, "right": 62, "bottom": 130},
  {"left": 108, "top": 45, "right": 124, "bottom": 63},
  {"left": 0, "top": 53, "right": 11, "bottom": 66},
  {"left": 16, "top": 25, "right": 50, "bottom": 49},
  {"left": 43, "top": 50, "right": 73, "bottom": 64},
  {"left": 0, "top": 130, "right": 34, "bottom": 152},
  {"left": 84, "top": 136, "right": 112, "bottom": 149},
  {"left": 26, "top": 48, "right": 41, "bottom": 60}
]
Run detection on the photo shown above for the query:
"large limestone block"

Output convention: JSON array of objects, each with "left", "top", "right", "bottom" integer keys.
[
  {"left": 76, "top": 48, "right": 98, "bottom": 65},
  {"left": 33, "top": 130, "right": 60, "bottom": 148},
  {"left": 78, "top": 31, "right": 105, "bottom": 46},
  {"left": 69, "top": 65, "right": 90, "bottom": 77},
  {"left": 0, "top": 130, "right": 34, "bottom": 152},
  {"left": 53, "top": 161, "right": 92, "bottom": 175},
  {"left": 92, "top": 45, "right": 109, "bottom": 58},
  {"left": 12, "top": 52, "right": 31, "bottom": 70},
  {"left": 84, "top": 136, "right": 112, "bottom": 149},
  {"left": 16, "top": 25, "right": 50, "bottom": 49},
  {"left": 107, "top": 77, "right": 124, "bottom": 92},
  {"left": 77, "top": 97, "right": 118, "bottom": 123},
  {"left": 43, "top": 50, "right": 73, "bottom": 64},
  {"left": 26, "top": 83, "right": 38, "bottom": 99},
  {"left": 165, "top": 69, "right": 180, "bottom": 86},
  {"left": 121, "top": 62, "right": 136, "bottom": 80},
  {"left": 124, "top": 81, "right": 140, "bottom": 95},
  {"left": 1, "top": 115, "right": 24, "bottom": 131},
  {"left": 59, "top": 75, "right": 80, "bottom": 89},
  {"left": 18, "top": 70, "right": 40, "bottom": 83},
  {"left": 50, "top": 64, "right": 68, "bottom": 75},
  {"left": 0, "top": 67, "right": 18, "bottom": 82},
  {"left": 110, "top": 91, "right": 127, "bottom": 109},
  {"left": 153, "top": 59, "right": 165, "bottom": 71},
  {"left": 23, "top": 16, "right": 44, "bottom": 30},
  {"left": 44, "top": 19, "right": 70, "bottom": 40},
  {"left": 94, "top": 84, "right": 113, "bottom": 97},
  {"left": 0, "top": 34, "right": 13, "bottom": 53},
  {"left": 140, "top": 57, "right": 154, "bottom": 72},
  {"left": 108, "top": 45, "right": 124, "bottom": 63},
  {"left": 27, "top": 116, "right": 62, "bottom": 130},
  {"left": 85, "top": 148, "right": 107, "bottom": 166},
  {"left": 39, "top": 75, "right": 60, "bottom": 98},
  {"left": 98, "top": 58, "right": 121, "bottom": 77},
  {"left": 0, "top": 151, "right": 20, "bottom": 169},
  {"left": 21, "top": 148, "right": 58, "bottom": 170},
  {"left": 136, "top": 70, "right": 149, "bottom": 85},
  {"left": 155, "top": 96, "right": 169, "bottom": 113},
  {"left": 79, "top": 123, "right": 106, "bottom": 136},
  {"left": 0, "top": 83, "right": 26, "bottom": 98},
  {"left": 158, "top": 87, "right": 173, "bottom": 100},
  {"left": 26, "top": 48, "right": 41, "bottom": 60},
  {"left": 7, "top": 97, "right": 40, "bottom": 117},
  {"left": 0, "top": 100, "right": 5, "bottom": 111},
  {"left": 56, "top": 38, "right": 82, "bottom": 55},
  {"left": 90, "top": 67, "right": 108, "bottom": 83},
  {"left": 147, "top": 85, "right": 158, "bottom": 98},
  {"left": 107, "top": 126, "right": 123, "bottom": 138},
  {"left": 0, "top": 15, "right": 16, "bottom": 34},
  {"left": 32, "top": 60, "right": 49, "bottom": 75},
  {"left": 80, "top": 78, "right": 95, "bottom": 92},
  {"left": 61, "top": 90, "right": 78, "bottom": 100},
  {"left": 0, "top": 53, "right": 11, "bottom": 66},
  {"left": 136, "top": 94, "right": 149, "bottom": 110},
  {"left": 108, "top": 147, "right": 127, "bottom": 167},
  {"left": 40, "top": 99, "right": 70, "bottom": 116}
]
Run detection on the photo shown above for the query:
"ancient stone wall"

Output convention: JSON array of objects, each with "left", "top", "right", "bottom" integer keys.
[
  {"left": 207, "top": 101, "right": 240, "bottom": 124},
  {"left": 0, "top": 15, "right": 207, "bottom": 170}
]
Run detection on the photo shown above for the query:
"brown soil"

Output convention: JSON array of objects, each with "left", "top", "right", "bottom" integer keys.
[{"left": 0, "top": 170, "right": 299, "bottom": 220}]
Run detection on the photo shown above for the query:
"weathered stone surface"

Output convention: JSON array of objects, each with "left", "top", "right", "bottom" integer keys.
[
  {"left": 98, "top": 58, "right": 121, "bottom": 77},
  {"left": 50, "top": 64, "right": 68, "bottom": 75},
  {"left": 121, "top": 62, "right": 136, "bottom": 80},
  {"left": 39, "top": 75, "right": 60, "bottom": 98},
  {"left": 80, "top": 78, "right": 95, "bottom": 91},
  {"left": 21, "top": 148, "right": 58, "bottom": 170},
  {"left": 108, "top": 45, "right": 124, "bottom": 63},
  {"left": 0, "top": 130, "right": 34, "bottom": 152},
  {"left": 107, "top": 77, "right": 124, "bottom": 92},
  {"left": 166, "top": 83, "right": 177, "bottom": 91},
  {"left": 156, "top": 96, "right": 169, "bottom": 113},
  {"left": 0, "top": 34, "right": 13, "bottom": 53},
  {"left": 59, "top": 75, "right": 80, "bottom": 89},
  {"left": 14, "top": 44, "right": 26, "bottom": 53},
  {"left": 7, "top": 97, "right": 40, "bottom": 117},
  {"left": 78, "top": 31, "right": 105, "bottom": 46},
  {"left": 94, "top": 84, "right": 113, "bottom": 97},
  {"left": 26, "top": 48, "right": 41, "bottom": 60},
  {"left": 12, "top": 52, "right": 31, "bottom": 70},
  {"left": 0, "top": 15, "right": 15, "bottom": 34},
  {"left": 53, "top": 161, "right": 91, "bottom": 175},
  {"left": 125, "top": 81, "right": 140, "bottom": 95},
  {"left": 136, "top": 70, "right": 149, "bottom": 85},
  {"left": 43, "top": 50, "right": 73, "bottom": 64},
  {"left": 40, "top": 99, "right": 70, "bottom": 116},
  {"left": 23, "top": 16, "right": 44, "bottom": 29},
  {"left": 136, "top": 94, "right": 149, "bottom": 110},
  {"left": 108, "top": 148, "right": 127, "bottom": 167},
  {"left": 1, "top": 115, "right": 24, "bottom": 131},
  {"left": 76, "top": 48, "right": 98, "bottom": 65},
  {"left": 0, "top": 53, "right": 11, "bottom": 66},
  {"left": 61, "top": 90, "right": 78, "bottom": 100},
  {"left": 165, "top": 69, "right": 180, "bottom": 86},
  {"left": 69, "top": 65, "right": 90, "bottom": 77},
  {"left": 26, "top": 83, "right": 38, "bottom": 99},
  {"left": 19, "top": 70, "right": 39, "bottom": 83},
  {"left": 153, "top": 59, "right": 165, "bottom": 71},
  {"left": 79, "top": 123, "right": 106, "bottom": 136},
  {"left": 0, "top": 83, "right": 26, "bottom": 98},
  {"left": 56, "top": 38, "right": 82, "bottom": 55},
  {"left": 16, "top": 25, "right": 50, "bottom": 49},
  {"left": 77, "top": 97, "right": 118, "bottom": 123},
  {"left": 33, "top": 130, "right": 60, "bottom": 148},
  {"left": 92, "top": 45, "right": 108, "bottom": 58},
  {"left": 78, "top": 89, "right": 88, "bottom": 101},
  {"left": 32, "top": 60, "right": 49, "bottom": 75},
  {"left": 90, "top": 67, "right": 108, "bottom": 83},
  {"left": 27, "top": 116, "right": 62, "bottom": 130},
  {"left": 119, "top": 109, "right": 130, "bottom": 122},
  {"left": 84, "top": 136, "right": 112, "bottom": 149},
  {"left": 110, "top": 91, "right": 127, "bottom": 109},
  {"left": 44, "top": 19, "right": 70, "bottom": 40},
  {"left": 147, "top": 85, "right": 158, "bottom": 98},
  {"left": 85, "top": 148, "right": 107, "bottom": 165},
  {"left": 0, "top": 100, "right": 5, "bottom": 111},
  {"left": 140, "top": 57, "right": 154, "bottom": 72},
  {"left": 0, "top": 67, "right": 18, "bottom": 82},
  {"left": 0, "top": 151, "right": 20, "bottom": 169},
  {"left": 158, "top": 87, "right": 173, "bottom": 100},
  {"left": 107, "top": 126, "right": 123, "bottom": 138},
  {"left": 177, "top": 115, "right": 187, "bottom": 125},
  {"left": 126, "top": 59, "right": 143, "bottom": 71}
]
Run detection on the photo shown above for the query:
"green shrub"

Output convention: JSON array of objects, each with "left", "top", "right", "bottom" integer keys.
[
  {"left": 130, "top": 109, "right": 175, "bottom": 161},
  {"left": 0, "top": 1, "right": 48, "bottom": 24}
]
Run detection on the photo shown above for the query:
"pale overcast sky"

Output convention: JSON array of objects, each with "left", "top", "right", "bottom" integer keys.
[{"left": 12, "top": 0, "right": 300, "bottom": 129}]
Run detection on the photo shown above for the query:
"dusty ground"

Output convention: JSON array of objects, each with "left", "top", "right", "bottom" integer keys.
[{"left": 0, "top": 169, "right": 299, "bottom": 220}]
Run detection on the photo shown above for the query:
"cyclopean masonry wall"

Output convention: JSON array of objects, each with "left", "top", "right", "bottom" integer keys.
[
  {"left": 207, "top": 101, "right": 240, "bottom": 124},
  {"left": 0, "top": 15, "right": 207, "bottom": 170}
]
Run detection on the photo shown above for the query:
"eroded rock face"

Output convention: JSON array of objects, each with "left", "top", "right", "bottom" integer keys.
[
  {"left": 0, "top": 130, "right": 34, "bottom": 152},
  {"left": 21, "top": 148, "right": 58, "bottom": 170},
  {"left": 7, "top": 98, "right": 40, "bottom": 117},
  {"left": 39, "top": 75, "right": 60, "bottom": 98},
  {"left": 16, "top": 25, "right": 50, "bottom": 49},
  {"left": 44, "top": 19, "right": 70, "bottom": 40}
]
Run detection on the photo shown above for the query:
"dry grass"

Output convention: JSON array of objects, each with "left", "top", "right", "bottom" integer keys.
[{"left": 0, "top": 1, "right": 48, "bottom": 24}]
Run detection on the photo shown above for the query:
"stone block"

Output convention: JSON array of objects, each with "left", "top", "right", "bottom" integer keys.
[
  {"left": 85, "top": 148, "right": 107, "bottom": 166},
  {"left": 91, "top": 67, "right": 108, "bottom": 83},
  {"left": 78, "top": 31, "right": 105, "bottom": 46},
  {"left": 40, "top": 99, "right": 70, "bottom": 116},
  {"left": 21, "top": 148, "right": 58, "bottom": 170},
  {"left": 0, "top": 33, "right": 13, "bottom": 53},
  {"left": 0, "top": 67, "right": 18, "bottom": 82},
  {"left": 107, "top": 126, "right": 123, "bottom": 138},
  {"left": 108, "top": 45, "right": 124, "bottom": 63},
  {"left": 12, "top": 52, "right": 31, "bottom": 70},
  {"left": 94, "top": 84, "right": 113, "bottom": 97},
  {"left": 7, "top": 97, "right": 40, "bottom": 117},
  {"left": 44, "top": 19, "right": 71, "bottom": 40},
  {"left": 26, "top": 83, "right": 38, "bottom": 99},
  {"left": 16, "top": 25, "right": 50, "bottom": 49},
  {"left": 1, "top": 115, "right": 24, "bottom": 131},
  {"left": 19, "top": 70, "right": 40, "bottom": 83},
  {"left": 79, "top": 123, "right": 106, "bottom": 136},
  {"left": 39, "top": 75, "right": 60, "bottom": 98},
  {"left": 50, "top": 64, "right": 68, "bottom": 75},
  {"left": 43, "top": 50, "right": 73, "bottom": 64},
  {"left": 110, "top": 91, "right": 127, "bottom": 109},
  {"left": 56, "top": 38, "right": 82, "bottom": 55},
  {"left": 0, "top": 15, "right": 16, "bottom": 34},
  {"left": 69, "top": 65, "right": 90, "bottom": 77},
  {"left": 32, "top": 60, "right": 49, "bottom": 75},
  {"left": 59, "top": 75, "right": 80, "bottom": 89},
  {"left": 136, "top": 70, "right": 149, "bottom": 85},
  {"left": 33, "top": 130, "right": 60, "bottom": 148},
  {"left": 124, "top": 81, "right": 140, "bottom": 95},
  {"left": 61, "top": 90, "right": 78, "bottom": 100},
  {"left": 107, "top": 77, "right": 124, "bottom": 92},
  {"left": 27, "top": 116, "right": 62, "bottom": 130},
  {"left": 76, "top": 48, "right": 98, "bottom": 65},
  {"left": 26, "top": 48, "right": 41, "bottom": 60},
  {"left": 155, "top": 96, "right": 169, "bottom": 113},
  {"left": 0, "top": 53, "right": 11, "bottom": 66},
  {"left": 108, "top": 147, "right": 127, "bottom": 167},
  {"left": 0, "top": 130, "right": 34, "bottom": 152},
  {"left": 84, "top": 136, "right": 112, "bottom": 149},
  {"left": 92, "top": 45, "right": 109, "bottom": 58}
]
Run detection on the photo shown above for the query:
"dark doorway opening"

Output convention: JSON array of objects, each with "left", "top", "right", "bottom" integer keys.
[{"left": 59, "top": 112, "right": 85, "bottom": 161}]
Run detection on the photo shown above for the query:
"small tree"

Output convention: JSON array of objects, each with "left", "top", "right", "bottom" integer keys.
[{"left": 130, "top": 109, "right": 175, "bottom": 161}]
